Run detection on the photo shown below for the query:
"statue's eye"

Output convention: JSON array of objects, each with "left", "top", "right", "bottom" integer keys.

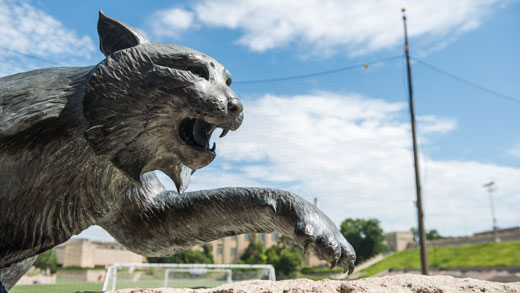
[
  {"left": 186, "top": 66, "right": 209, "bottom": 80},
  {"left": 224, "top": 69, "right": 232, "bottom": 86},
  {"left": 154, "top": 59, "right": 209, "bottom": 81}
]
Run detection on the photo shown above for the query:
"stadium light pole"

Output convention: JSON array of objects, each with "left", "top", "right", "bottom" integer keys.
[
  {"left": 402, "top": 8, "right": 429, "bottom": 275},
  {"left": 483, "top": 181, "right": 498, "bottom": 231}
]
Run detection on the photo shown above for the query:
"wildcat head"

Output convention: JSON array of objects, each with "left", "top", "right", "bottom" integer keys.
[{"left": 83, "top": 11, "right": 243, "bottom": 194}]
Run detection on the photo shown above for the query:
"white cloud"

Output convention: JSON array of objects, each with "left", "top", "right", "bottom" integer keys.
[
  {"left": 82, "top": 93, "right": 518, "bottom": 241},
  {"left": 147, "top": 8, "right": 195, "bottom": 38},
  {"left": 422, "top": 161, "right": 520, "bottom": 235},
  {"left": 177, "top": 93, "right": 520, "bottom": 236},
  {"left": 418, "top": 115, "right": 457, "bottom": 134},
  {"left": 188, "top": 0, "right": 501, "bottom": 55},
  {"left": 0, "top": 0, "right": 95, "bottom": 76}
]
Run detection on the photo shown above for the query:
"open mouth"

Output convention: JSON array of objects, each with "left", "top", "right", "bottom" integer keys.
[{"left": 179, "top": 118, "right": 229, "bottom": 154}]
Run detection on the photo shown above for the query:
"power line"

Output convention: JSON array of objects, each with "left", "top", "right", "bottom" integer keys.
[
  {"left": 4, "top": 45, "right": 518, "bottom": 107},
  {"left": 412, "top": 57, "right": 520, "bottom": 105},
  {"left": 234, "top": 55, "right": 402, "bottom": 84}
]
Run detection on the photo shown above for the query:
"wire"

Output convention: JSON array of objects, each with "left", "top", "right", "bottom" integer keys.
[
  {"left": 412, "top": 57, "right": 520, "bottom": 105},
  {"left": 234, "top": 55, "right": 402, "bottom": 84},
  {"left": 6, "top": 46, "right": 518, "bottom": 108}
]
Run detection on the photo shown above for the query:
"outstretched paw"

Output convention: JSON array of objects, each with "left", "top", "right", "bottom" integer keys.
[{"left": 295, "top": 213, "right": 356, "bottom": 274}]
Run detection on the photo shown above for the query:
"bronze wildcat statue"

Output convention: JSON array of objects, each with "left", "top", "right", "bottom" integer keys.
[{"left": 0, "top": 12, "right": 355, "bottom": 290}]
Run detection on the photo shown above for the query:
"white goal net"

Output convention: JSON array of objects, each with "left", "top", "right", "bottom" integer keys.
[{"left": 102, "top": 263, "right": 276, "bottom": 291}]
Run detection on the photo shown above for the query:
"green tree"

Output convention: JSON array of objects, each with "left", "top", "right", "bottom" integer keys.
[
  {"left": 340, "top": 218, "right": 386, "bottom": 264},
  {"left": 239, "top": 240, "right": 267, "bottom": 264},
  {"left": 147, "top": 244, "right": 213, "bottom": 264},
  {"left": 34, "top": 249, "right": 59, "bottom": 273},
  {"left": 202, "top": 243, "right": 213, "bottom": 260},
  {"left": 239, "top": 238, "right": 303, "bottom": 278},
  {"left": 265, "top": 245, "right": 303, "bottom": 278},
  {"left": 411, "top": 227, "right": 444, "bottom": 241},
  {"left": 410, "top": 227, "right": 419, "bottom": 242},
  {"left": 426, "top": 229, "right": 443, "bottom": 240}
]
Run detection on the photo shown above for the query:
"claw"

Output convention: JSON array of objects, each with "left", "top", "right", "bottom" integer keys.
[
  {"left": 348, "top": 263, "right": 355, "bottom": 275},
  {"left": 330, "top": 259, "right": 337, "bottom": 269}
]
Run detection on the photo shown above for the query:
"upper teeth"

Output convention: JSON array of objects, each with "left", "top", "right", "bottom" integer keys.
[
  {"left": 179, "top": 118, "right": 231, "bottom": 154},
  {"left": 220, "top": 129, "right": 229, "bottom": 138}
]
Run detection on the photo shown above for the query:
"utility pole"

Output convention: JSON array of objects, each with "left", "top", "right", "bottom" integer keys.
[
  {"left": 483, "top": 181, "right": 498, "bottom": 231},
  {"left": 402, "top": 8, "right": 429, "bottom": 275}
]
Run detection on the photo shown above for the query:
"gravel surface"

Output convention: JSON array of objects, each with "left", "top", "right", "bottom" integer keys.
[{"left": 109, "top": 274, "right": 520, "bottom": 293}]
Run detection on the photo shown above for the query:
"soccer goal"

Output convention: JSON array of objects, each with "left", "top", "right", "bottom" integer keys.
[{"left": 102, "top": 263, "right": 276, "bottom": 291}]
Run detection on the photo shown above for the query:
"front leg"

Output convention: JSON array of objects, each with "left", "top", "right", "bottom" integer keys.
[
  {"left": 101, "top": 187, "right": 356, "bottom": 273},
  {"left": 0, "top": 256, "right": 37, "bottom": 291}
]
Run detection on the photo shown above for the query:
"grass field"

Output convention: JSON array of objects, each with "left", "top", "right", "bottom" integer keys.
[
  {"left": 10, "top": 241, "right": 520, "bottom": 291},
  {"left": 10, "top": 283, "right": 103, "bottom": 293},
  {"left": 361, "top": 241, "right": 520, "bottom": 277},
  {"left": 9, "top": 280, "right": 227, "bottom": 292},
  {"left": 10, "top": 278, "right": 230, "bottom": 292},
  {"left": 10, "top": 275, "right": 230, "bottom": 292}
]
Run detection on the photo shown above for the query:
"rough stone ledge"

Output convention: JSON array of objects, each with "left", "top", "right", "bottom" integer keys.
[{"left": 109, "top": 274, "right": 520, "bottom": 293}]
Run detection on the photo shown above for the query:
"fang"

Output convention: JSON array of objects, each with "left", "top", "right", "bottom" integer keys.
[{"left": 220, "top": 129, "right": 229, "bottom": 138}]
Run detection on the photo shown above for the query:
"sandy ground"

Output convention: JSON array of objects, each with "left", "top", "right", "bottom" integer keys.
[{"left": 109, "top": 274, "right": 520, "bottom": 293}]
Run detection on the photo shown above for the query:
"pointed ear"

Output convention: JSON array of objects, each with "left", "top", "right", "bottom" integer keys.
[{"left": 97, "top": 10, "right": 148, "bottom": 56}]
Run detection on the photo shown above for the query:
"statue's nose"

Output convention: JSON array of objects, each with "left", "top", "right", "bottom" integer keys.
[{"left": 228, "top": 97, "right": 243, "bottom": 115}]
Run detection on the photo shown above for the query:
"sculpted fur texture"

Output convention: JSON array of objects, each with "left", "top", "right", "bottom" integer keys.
[{"left": 0, "top": 12, "right": 355, "bottom": 290}]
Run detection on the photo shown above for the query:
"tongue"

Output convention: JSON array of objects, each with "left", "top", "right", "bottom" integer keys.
[{"left": 171, "top": 162, "right": 194, "bottom": 194}]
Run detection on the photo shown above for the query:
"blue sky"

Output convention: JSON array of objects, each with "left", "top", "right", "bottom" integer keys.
[{"left": 2, "top": 0, "right": 519, "bottom": 242}]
